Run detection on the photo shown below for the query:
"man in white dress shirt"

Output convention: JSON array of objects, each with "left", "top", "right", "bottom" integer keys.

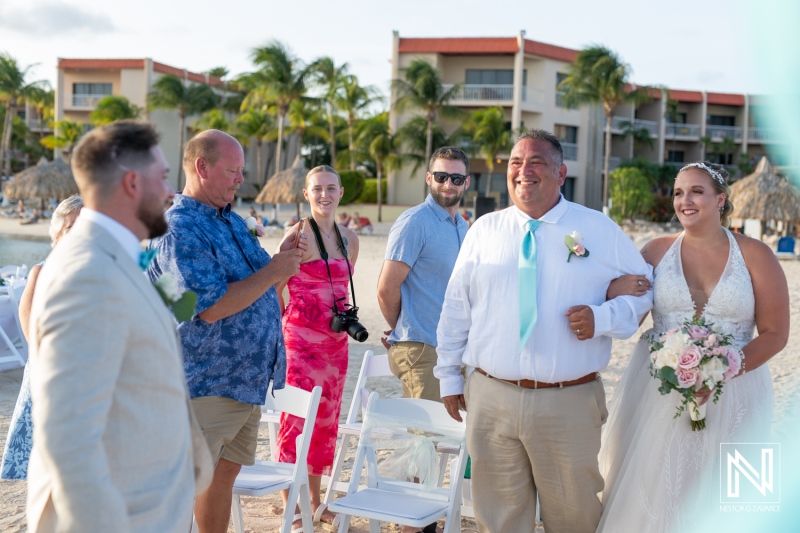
[{"left": 435, "top": 129, "right": 652, "bottom": 533}]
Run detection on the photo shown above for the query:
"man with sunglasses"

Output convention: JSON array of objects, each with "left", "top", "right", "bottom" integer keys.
[{"left": 378, "top": 146, "right": 470, "bottom": 407}]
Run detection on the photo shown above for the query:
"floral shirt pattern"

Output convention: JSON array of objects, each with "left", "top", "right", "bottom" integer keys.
[{"left": 147, "top": 195, "right": 285, "bottom": 405}]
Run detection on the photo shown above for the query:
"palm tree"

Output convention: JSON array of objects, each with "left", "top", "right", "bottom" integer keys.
[
  {"left": 392, "top": 59, "right": 462, "bottom": 198},
  {"left": 148, "top": 74, "right": 218, "bottom": 190},
  {"left": 90, "top": 95, "right": 142, "bottom": 126},
  {"left": 558, "top": 46, "right": 649, "bottom": 212},
  {"left": 0, "top": 53, "right": 48, "bottom": 177},
  {"left": 40, "top": 119, "right": 84, "bottom": 158},
  {"left": 287, "top": 99, "right": 329, "bottom": 149},
  {"left": 394, "top": 116, "right": 450, "bottom": 175},
  {"left": 244, "top": 40, "right": 309, "bottom": 174},
  {"left": 356, "top": 112, "right": 402, "bottom": 222},
  {"left": 236, "top": 108, "right": 272, "bottom": 187},
  {"left": 336, "top": 75, "right": 381, "bottom": 171},
  {"left": 27, "top": 87, "right": 54, "bottom": 139},
  {"left": 463, "top": 106, "right": 512, "bottom": 195},
  {"left": 309, "top": 57, "right": 348, "bottom": 168}
]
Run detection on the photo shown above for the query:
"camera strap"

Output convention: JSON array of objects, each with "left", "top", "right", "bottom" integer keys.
[{"left": 307, "top": 216, "right": 358, "bottom": 311}]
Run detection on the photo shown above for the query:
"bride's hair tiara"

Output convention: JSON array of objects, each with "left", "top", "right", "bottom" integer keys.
[{"left": 678, "top": 162, "right": 726, "bottom": 186}]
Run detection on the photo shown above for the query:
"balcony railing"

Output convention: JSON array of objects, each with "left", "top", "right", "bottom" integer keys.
[
  {"left": 665, "top": 122, "right": 701, "bottom": 138},
  {"left": 562, "top": 142, "right": 578, "bottom": 161},
  {"left": 611, "top": 116, "right": 629, "bottom": 132},
  {"left": 445, "top": 84, "right": 513, "bottom": 101},
  {"left": 705, "top": 125, "right": 743, "bottom": 141},
  {"left": 71, "top": 94, "right": 108, "bottom": 107},
  {"left": 610, "top": 117, "right": 658, "bottom": 137},
  {"left": 748, "top": 127, "right": 781, "bottom": 143},
  {"left": 608, "top": 156, "right": 622, "bottom": 171}
]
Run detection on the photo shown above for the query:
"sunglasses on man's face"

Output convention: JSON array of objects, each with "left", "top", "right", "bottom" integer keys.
[{"left": 430, "top": 171, "right": 468, "bottom": 186}]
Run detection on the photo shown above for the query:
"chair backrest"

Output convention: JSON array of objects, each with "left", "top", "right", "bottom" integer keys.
[
  {"left": 0, "top": 265, "right": 19, "bottom": 278},
  {"left": 343, "top": 350, "right": 392, "bottom": 425},
  {"left": 777, "top": 236, "right": 795, "bottom": 253},
  {"left": 263, "top": 382, "right": 322, "bottom": 465},
  {"left": 7, "top": 279, "right": 28, "bottom": 351}
]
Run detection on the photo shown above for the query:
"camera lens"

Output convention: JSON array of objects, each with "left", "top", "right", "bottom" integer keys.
[{"left": 347, "top": 321, "right": 369, "bottom": 342}]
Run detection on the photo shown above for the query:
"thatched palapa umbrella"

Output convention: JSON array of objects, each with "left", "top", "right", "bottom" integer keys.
[
  {"left": 729, "top": 157, "right": 800, "bottom": 233},
  {"left": 255, "top": 155, "right": 307, "bottom": 219},
  {"left": 3, "top": 157, "right": 79, "bottom": 207},
  {"left": 235, "top": 182, "right": 259, "bottom": 201}
]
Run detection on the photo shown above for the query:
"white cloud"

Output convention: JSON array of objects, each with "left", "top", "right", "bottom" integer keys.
[{"left": 0, "top": 1, "right": 115, "bottom": 36}]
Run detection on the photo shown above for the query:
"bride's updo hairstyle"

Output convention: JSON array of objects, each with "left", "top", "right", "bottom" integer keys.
[{"left": 677, "top": 161, "right": 734, "bottom": 227}]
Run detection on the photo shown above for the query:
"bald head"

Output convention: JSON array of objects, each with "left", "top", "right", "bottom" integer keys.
[{"left": 183, "top": 129, "right": 241, "bottom": 180}]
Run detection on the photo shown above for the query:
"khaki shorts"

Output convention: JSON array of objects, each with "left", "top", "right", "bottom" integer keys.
[
  {"left": 191, "top": 396, "right": 261, "bottom": 466},
  {"left": 388, "top": 341, "right": 441, "bottom": 402}
]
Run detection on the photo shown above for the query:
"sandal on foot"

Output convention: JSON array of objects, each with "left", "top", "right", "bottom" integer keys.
[
  {"left": 314, "top": 504, "right": 341, "bottom": 531},
  {"left": 291, "top": 513, "right": 305, "bottom": 532}
]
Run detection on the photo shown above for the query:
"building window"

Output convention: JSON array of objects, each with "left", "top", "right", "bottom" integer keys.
[
  {"left": 666, "top": 150, "right": 685, "bottom": 163},
  {"left": 554, "top": 125, "right": 578, "bottom": 160},
  {"left": 465, "top": 69, "right": 526, "bottom": 86},
  {"left": 73, "top": 83, "right": 112, "bottom": 96},
  {"left": 561, "top": 177, "right": 576, "bottom": 201},
  {"left": 556, "top": 72, "right": 568, "bottom": 107},
  {"left": 708, "top": 115, "right": 735, "bottom": 126}
]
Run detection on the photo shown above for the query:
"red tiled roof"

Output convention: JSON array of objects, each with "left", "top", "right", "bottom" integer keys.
[
  {"left": 707, "top": 92, "right": 745, "bottom": 106},
  {"left": 58, "top": 58, "right": 146, "bottom": 69},
  {"left": 523, "top": 40, "right": 578, "bottom": 62},
  {"left": 398, "top": 37, "right": 518, "bottom": 55},
  {"left": 398, "top": 37, "right": 580, "bottom": 62},
  {"left": 58, "top": 58, "right": 222, "bottom": 87},
  {"left": 668, "top": 89, "right": 703, "bottom": 103}
]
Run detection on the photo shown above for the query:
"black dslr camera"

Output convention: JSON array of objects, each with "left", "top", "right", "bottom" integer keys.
[{"left": 330, "top": 305, "right": 368, "bottom": 342}]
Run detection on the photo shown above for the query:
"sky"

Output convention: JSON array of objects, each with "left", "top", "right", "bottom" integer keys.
[{"left": 0, "top": 0, "right": 773, "bottom": 101}]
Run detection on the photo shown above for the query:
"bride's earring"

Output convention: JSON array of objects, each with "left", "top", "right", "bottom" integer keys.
[{"left": 719, "top": 204, "right": 724, "bottom": 213}]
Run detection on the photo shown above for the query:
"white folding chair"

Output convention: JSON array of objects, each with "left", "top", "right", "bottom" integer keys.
[
  {"left": 328, "top": 393, "right": 468, "bottom": 533},
  {"left": 0, "top": 265, "right": 20, "bottom": 278},
  {"left": 0, "top": 279, "right": 27, "bottom": 369},
  {"left": 322, "top": 349, "right": 392, "bottom": 505},
  {"left": 8, "top": 279, "right": 28, "bottom": 353},
  {"left": 230, "top": 383, "right": 322, "bottom": 533}
]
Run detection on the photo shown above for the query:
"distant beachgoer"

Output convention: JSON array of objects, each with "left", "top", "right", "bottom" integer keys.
[
  {"left": 1, "top": 195, "right": 82, "bottom": 481},
  {"left": 16, "top": 200, "right": 24, "bottom": 218},
  {"left": 19, "top": 208, "right": 40, "bottom": 225},
  {"left": 348, "top": 212, "right": 362, "bottom": 233},
  {"left": 338, "top": 211, "right": 351, "bottom": 227}
]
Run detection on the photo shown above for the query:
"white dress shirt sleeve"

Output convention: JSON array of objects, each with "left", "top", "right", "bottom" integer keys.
[
  {"left": 434, "top": 224, "right": 480, "bottom": 397},
  {"left": 589, "top": 228, "right": 654, "bottom": 339}
]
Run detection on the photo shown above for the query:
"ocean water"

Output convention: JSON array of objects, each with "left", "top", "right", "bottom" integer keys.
[{"left": 0, "top": 235, "right": 51, "bottom": 269}]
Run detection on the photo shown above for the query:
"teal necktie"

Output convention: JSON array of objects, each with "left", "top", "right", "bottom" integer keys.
[
  {"left": 139, "top": 249, "right": 157, "bottom": 271},
  {"left": 519, "top": 219, "right": 540, "bottom": 349}
]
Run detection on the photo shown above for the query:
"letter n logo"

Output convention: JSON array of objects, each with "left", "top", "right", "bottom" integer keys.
[{"left": 720, "top": 443, "right": 781, "bottom": 504}]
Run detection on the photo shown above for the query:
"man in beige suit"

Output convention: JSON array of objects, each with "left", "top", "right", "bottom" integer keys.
[{"left": 27, "top": 121, "right": 200, "bottom": 532}]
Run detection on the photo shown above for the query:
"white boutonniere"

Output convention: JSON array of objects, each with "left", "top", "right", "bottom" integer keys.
[
  {"left": 245, "top": 216, "right": 265, "bottom": 238},
  {"left": 564, "top": 231, "right": 590, "bottom": 262},
  {"left": 154, "top": 273, "right": 197, "bottom": 322}
]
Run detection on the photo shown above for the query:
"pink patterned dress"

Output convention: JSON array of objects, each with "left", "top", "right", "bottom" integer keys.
[{"left": 276, "top": 259, "right": 351, "bottom": 475}]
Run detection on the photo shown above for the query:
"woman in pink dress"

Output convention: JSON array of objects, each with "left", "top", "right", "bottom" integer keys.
[{"left": 276, "top": 165, "right": 359, "bottom": 530}]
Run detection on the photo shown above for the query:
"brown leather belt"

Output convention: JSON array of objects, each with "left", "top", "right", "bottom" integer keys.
[{"left": 475, "top": 368, "right": 599, "bottom": 389}]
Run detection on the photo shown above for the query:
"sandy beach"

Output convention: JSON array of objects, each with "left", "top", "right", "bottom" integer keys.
[{"left": 1, "top": 209, "right": 798, "bottom": 532}]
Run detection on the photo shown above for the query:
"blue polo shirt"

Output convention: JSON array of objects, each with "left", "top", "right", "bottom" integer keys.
[
  {"left": 147, "top": 194, "right": 285, "bottom": 405},
  {"left": 386, "top": 195, "right": 469, "bottom": 347}
]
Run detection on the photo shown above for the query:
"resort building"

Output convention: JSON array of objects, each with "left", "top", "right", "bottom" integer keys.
[
  {"left": 54, "top": 58, "right": 297, "bottom": 192},
  {"left": 388, "top": 32, "right": 794, "bottom": 210}
]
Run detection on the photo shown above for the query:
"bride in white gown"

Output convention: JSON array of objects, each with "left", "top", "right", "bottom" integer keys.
[{"left": 597, "top": 162, "right": 790, "bottom": 533}]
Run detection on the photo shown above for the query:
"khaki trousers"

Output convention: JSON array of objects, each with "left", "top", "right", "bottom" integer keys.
[
  {"left": 464, "top": 370, "right": 607, "bottom": 533},
  {"left": 388, "top": 341, "right": 442, "bottom": 402}
]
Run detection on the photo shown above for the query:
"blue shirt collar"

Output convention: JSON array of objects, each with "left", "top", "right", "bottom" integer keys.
[{"left": 173, "top": 194, "right": 232, "bottom": 219}]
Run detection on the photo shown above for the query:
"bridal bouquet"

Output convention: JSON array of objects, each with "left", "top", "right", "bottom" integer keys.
[{"left": 646, "top": 316, "right": 742, "bottom": 431}]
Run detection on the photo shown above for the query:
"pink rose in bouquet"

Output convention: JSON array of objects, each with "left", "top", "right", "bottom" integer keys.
[
  {"left": 676, "top": 367, "right": 699, "bottom": 388},
  {"left": 687, "top": 324, "right": 709, "bottom": 340},
  {"left": 723, "top": 346, "right": 742, "bottom": 381},
  {"left": 677, "top": 345, "right": 702, "bottom": 369}
]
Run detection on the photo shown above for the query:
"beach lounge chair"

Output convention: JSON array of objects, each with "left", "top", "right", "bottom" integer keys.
[{"left": 775, "top": 236, "right": 796, "bottom": 260}]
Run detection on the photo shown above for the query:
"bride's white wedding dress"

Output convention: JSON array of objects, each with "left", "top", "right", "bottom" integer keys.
[{"left": 597, "top": 229, "right": 773, "bottom": 533}]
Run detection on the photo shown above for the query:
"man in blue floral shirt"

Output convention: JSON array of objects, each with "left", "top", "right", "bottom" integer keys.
[{"left": 148, "top": 130, "right": 304, "bottom": 533}]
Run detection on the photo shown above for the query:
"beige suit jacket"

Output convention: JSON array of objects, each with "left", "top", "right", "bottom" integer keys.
[{"left": 26, "top": 218, "right": 195, "bottom": 533}]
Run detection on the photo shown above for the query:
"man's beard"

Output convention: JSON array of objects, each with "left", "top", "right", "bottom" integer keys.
[
  {"left": 137, "top": 196, "right": 168, "bottom": 239},
  {"left": 431, "top": 187, "right": 463, "bottom": 209}
]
